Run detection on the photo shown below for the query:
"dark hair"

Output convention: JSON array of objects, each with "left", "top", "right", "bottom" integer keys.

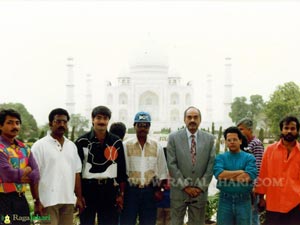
[
  {"left": 91, "top": 106, "right": 111, "bottom": 119},
  {"left": 48, "top": 108, "right": 70, "bottom": 123},
  {"left": 109, "top": 122, "right": 126, "bottom": 140},
  {"left": 223, "top": 126, "right": 244, "bottom": 140},
  {"left": 237, "top": 118, "right": 253, "bottom": 130},
  {"left": 0, "top": 109, "right": 22, "bottom": 125},
  {"left": 279, "top": 116, "right": 300, "bottom": 132},
  {"left": 240, "top": 134, "right": 249, "bottom": 150},
  {"left": 184, "top": 106, "right": 201, "bottom": 120}
]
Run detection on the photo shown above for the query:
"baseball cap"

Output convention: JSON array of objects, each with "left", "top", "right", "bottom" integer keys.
[{"left": 134, "top": 111, "right": 151, "bottom": 123}]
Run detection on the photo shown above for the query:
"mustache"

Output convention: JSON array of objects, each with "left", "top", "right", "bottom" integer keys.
[
  {"left": 11, "top": 128, "right": 19, "bottom": 132},
  {"left": 58, "top": 127, "right": 66, "bottom": 130}
]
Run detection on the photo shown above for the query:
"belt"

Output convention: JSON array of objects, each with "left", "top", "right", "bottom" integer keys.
[{"left": 83, "top": 178, "right": 114, "bottom": 185}]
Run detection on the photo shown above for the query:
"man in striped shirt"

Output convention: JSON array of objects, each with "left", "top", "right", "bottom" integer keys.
[{"left": 237, "top": 118, "right": 264, "bottom": 225}]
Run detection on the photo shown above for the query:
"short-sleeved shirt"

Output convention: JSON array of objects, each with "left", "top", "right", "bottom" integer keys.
[{"left": 31, "top": 134, "right": 82, "bottom": 207}]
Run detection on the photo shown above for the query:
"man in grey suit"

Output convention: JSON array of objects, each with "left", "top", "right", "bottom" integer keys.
[{"left": 167, "top": 106, "right": 215, "bottom": 225}]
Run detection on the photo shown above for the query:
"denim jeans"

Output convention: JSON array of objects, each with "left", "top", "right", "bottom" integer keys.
[
  {"left": 217, "top": 192, "right": 252, "bottom": 225},
  {"left": 121, "top": 186, "right": 157, "bottom": 225}
]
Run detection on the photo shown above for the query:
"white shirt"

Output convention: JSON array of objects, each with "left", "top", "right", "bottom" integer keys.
[
  {"left": 31, "top": 134, "right": 82, "bottom": 207},
  {"left": 123, "top": 136, "right": 168, "bottom": 186}
]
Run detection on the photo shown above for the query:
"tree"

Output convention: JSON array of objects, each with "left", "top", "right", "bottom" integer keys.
[
  {"left": 38, "top": 123, "right": 49, "bottom": 139},
  {"left": 229, "top": 95, "right": 266, "bottom": 130},
  {"left": 249, "top": 95, "right": 265, "bottom": 118},
  {"left": 258, "top": 128, "right": 264, "bottom": 143},
  {"left": 229, "top": 97, "right": 250, "bottom": 123},
  {"left": 264, "top": 82, "right": 300, "bottom": 137},
  {"left": 0, "top": 103, "right": 39, "bottom": 141},
  {"left": 68, "top": 114, "right": 89, "bottom": 141},
  {"left": 215, "top": 126, "right": 222, "bottom": 155}
]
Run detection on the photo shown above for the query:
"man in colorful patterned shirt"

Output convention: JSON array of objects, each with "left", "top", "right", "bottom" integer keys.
[
  {"left": 75, "top": 106, "right": 127, "bottom": 225},
  {"left": 0, "top": 109, "right": 40, "bottom": 225}
]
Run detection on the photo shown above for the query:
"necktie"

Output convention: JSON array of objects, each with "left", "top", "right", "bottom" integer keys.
[{"left": 191, "top": 134, "right": 196, "bottom": 165}]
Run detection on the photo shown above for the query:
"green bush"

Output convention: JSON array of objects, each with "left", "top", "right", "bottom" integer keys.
[{"left": 205, "top": 192, "right": 219, "bottom": 223}]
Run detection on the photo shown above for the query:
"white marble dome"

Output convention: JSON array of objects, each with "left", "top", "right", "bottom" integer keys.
[{"left": 129, "top": 40, "right": 169, "bottom": 69}]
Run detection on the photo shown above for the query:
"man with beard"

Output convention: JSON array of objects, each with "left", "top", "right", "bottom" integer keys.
[
  {"left": 75, "top": 106, "right": 127, "bottom": 225},
  {"left": 255, "top": 116, "right": 300, "bottom": 225},
  {"left": 31, "top": 108, "right": 84, "bottom": 225},
  {"left": 0, "top": 109, "right": 40, "bottom": 225},
  {"left": 167, "top": 106, "right": 215, "bottom": 225},
  {"left": 121, "top": 111, "right": 168, "bottom": 225}
]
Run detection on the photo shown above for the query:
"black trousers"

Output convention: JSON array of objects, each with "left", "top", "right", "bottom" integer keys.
[
  {"left": 266, "top": 205, "right": 300, "bottom": 225},
  {"left": 0, "top": 192, "right": 30, "bottom": 225},
  {"left": 80, "top": 179, "right": 118, "bottom": 225}
]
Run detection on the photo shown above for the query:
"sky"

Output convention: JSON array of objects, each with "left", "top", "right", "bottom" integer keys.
[{"left": 1, "top": 0, "right": 300, "bottom": 126}]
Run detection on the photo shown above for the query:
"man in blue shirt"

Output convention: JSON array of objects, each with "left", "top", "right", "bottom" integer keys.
[{"left": 213, "top": 126, "right": 257, "bottom": 225}]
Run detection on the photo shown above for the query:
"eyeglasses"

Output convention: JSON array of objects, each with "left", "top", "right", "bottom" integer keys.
[{"left": 136, "top": 123, "right": 150, "bottom": 128}]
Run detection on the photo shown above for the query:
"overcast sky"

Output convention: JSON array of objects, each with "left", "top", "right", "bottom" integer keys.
[{"left": 1, "top": 0, "right": 300, "bottom": 125}]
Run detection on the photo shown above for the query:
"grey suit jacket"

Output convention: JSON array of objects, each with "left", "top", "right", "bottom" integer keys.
[{"left": 167, "top": 128, "right": 215, "bottom": 202}]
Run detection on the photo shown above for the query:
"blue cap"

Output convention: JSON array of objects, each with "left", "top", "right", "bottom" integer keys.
[{"left": 134, "top": 111, "right": 151, "bottom": 123}]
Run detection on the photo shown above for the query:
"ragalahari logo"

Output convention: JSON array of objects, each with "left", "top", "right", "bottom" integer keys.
[{"left": 4, "top": 215, "right": 11, "bottom": 224}]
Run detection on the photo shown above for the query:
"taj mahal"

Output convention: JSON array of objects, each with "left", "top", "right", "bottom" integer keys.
[
  {"left": 66, "top": 43, "right": 233, "bottom": 133},
  {"left": 104, "top": 48, "right": 195, "bottom": 132}
]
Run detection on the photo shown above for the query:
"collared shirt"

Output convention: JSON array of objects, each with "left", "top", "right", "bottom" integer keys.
[
  {"left": 255, "top": 139, "right": 300, "bottom": 213},
  {"left": 124, "top": 136, "right": 168, "bottom": 186},
  {"left": 75, "top": 130, "right": 127, "bottom": 183},
  {"left": 31, "top": 134, "right": 81, "bottom": 207},
  {"left": 0, "top": 136, "right": 40, "bottom": 193}
]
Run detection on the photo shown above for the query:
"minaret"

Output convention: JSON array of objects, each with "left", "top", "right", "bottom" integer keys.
[
  {"left": 85, "top": 74, "right": 92, "bottom": 120},
  {"left": 65, "top": 57, "right": 75, "bottom": 115},
  {"left": 224, "top": 57, "right": 233, "bottom": 127},
  {"left": 206, "top": 74, "right": 213, "bottom": 124}
]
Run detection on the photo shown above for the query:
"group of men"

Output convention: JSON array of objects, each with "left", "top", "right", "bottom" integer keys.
[{"left": 0, "top": 105, "right": 300, "bottom": 225}]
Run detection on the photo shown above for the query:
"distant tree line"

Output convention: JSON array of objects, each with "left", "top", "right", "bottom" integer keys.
[
  {"left": 1, "top": 81, "right": 299, "bottom": 143},
  {"left": 229, "top": 81, "right": 300, "bottom": 139}
]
